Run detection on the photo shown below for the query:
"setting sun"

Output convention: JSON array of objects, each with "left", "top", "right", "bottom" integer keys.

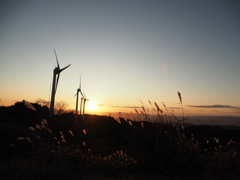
[{"left": 87, "top": 102, "right": 98, "bottom": 111}]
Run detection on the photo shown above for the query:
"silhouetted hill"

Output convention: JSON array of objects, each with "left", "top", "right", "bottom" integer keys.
[
  {"left": 1, "top": 102, "right": 240, "bottom": 179},
  {"left": 186, "top": 125, "right": 240, "bottom": 145},
  {"left": 0, "top": 101, "right": 48, "bottom": 127}
]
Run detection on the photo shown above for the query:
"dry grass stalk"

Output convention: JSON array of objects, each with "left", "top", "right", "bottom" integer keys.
[{"left": 177, "top": 91, "right": 185, "bottom": 125}]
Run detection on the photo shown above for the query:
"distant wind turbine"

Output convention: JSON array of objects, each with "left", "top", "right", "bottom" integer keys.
[
  {"left": 196, "top": 116, "right": 202, "bottom": 125},
  {"left": 49, "top": 49, "right": 71, "bottom": 124},
  {"left": 82, "top": 91, "right": 89, "bottom": 121},
  {"left": 0, "top": 99, "right": 4, "bottom": 106},
  {"left": 74, "top": 75, "right": 84, "bottom": 122},
  {"left": 209, "top": 118, "right": 217, "bottom": 130}
]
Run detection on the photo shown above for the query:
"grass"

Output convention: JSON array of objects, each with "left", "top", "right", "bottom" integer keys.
[{"left": 0, "top": 92, "right": 240, "bottom": 179}]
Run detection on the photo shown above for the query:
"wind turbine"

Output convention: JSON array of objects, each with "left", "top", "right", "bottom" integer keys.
[
  {"left": 82, "top": 91, "right": 89, "bottom": 121},
  {"left": 74, "top": 75, "right": 84, "bottom": 121},
  {"left": 49, "top": 49, "right": 71, "bottom": 124},
  {"left": 209, "top": 118, "right": 217, "bottom": 130},
  {"left": 0, "top": 99, "right": 3, "bottom": 106},
  {"left": 196, "top": 116, "right": 202, "bottom": 125}
]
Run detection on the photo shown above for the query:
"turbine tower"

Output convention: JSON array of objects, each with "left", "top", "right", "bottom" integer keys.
[
  {"left": 82, "top": 91, "right": 89, "bottom": 121},
  {"left": 80, "top": 97, "right": 83, "bottom": 115},
  {"left": 74, "top": 75, "right": 83, "bottom": 122},
  {"left": 49, "top": 49, "right": 71, "bottom": 124}
]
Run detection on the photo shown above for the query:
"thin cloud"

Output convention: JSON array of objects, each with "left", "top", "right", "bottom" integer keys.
[
  {"left": 168, "top": 107, "right": 181, "bottom": 109},
  {"left": 111, "top": 105, "right": 141, "bottom": 109},
  {"left": 187, "top": 104, "right": 240, "bottom": 110},
  {"left": 96, "top": 104, "right": 141, "bottom": 109},
  {"left": 96, "top": 104, "right": 105, "bottom": 107}
]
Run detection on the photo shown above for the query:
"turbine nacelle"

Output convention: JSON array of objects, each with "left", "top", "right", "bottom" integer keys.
[
  {"left": 74, "top": 88, "right": 81, "bottom": 97},
  {"left": 84, "top": 98, "right": 89, "bottom": 102}
]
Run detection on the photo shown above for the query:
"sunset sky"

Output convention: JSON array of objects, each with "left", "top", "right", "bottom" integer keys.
[{"left": 1, "top": 0, "right": 240, "bottom": 118}]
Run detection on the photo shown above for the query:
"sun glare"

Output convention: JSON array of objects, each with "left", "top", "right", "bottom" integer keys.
[{"left": 87, "top": 102, "right": 98, "bottom": 111}]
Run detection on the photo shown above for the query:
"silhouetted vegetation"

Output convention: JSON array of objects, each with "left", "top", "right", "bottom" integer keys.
[{"left": 0, "top": 100, "right": 240, "bottom": 179}]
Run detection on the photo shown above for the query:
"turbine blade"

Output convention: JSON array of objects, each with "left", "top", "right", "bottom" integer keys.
[
  {"left": 54, "top": 49, "right": 60, "bottom": 69},
  {"left": 59, "top": 64, "right": 71, "bottom": 73},
  {"left": 80, "top": 90, "right": 84, "bottom": 97},
  {"left": 74, "top": 92, "right": 78, "bottom": 97},
  {"left": 76, "top": 75, "right": 83, "bottom": 96},
  {"left": 79, "top": 74, "right": 81, "bottom": 89},
  {"left": 55, "top": 73, "right": 60, "bottom": 94}
]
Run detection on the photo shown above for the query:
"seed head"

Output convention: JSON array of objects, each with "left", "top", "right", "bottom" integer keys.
[{"left": 178, "top": 91, "right": 182, "bottom": 104}]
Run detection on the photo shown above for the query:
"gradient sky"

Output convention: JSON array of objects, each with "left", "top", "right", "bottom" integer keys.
[{"left": 1, "top": 0, "right": 240, "bottom": 117}]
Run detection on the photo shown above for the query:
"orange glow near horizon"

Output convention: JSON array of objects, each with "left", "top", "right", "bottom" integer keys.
[
  {"left": 84, "top": 104, "right": 240, "bottom": 118},
  {"left": 1, "top": 99, "right": 239, "bottom": 118}
]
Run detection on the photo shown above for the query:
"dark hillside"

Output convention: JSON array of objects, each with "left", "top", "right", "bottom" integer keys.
[
  {"left": 0, "top": 102, "right": 240, "bottom": 179},
  {"left": 186, "top": 125, "right": 240, "bottom": 146}
]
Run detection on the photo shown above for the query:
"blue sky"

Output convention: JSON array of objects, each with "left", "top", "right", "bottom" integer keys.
[{"left": 1, "top": 0, "right": 240, "bottom": 117}]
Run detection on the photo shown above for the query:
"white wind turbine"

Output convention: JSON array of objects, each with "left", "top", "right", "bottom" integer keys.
[
  {"left": 49, "top": 49, "right": 71, "bottom": 124},
  {"left": 74, "top": 75, "right": 84, "bottom": 121},
  {"left": 82, "top": 91, "right": 89, "bottom": 121}
]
